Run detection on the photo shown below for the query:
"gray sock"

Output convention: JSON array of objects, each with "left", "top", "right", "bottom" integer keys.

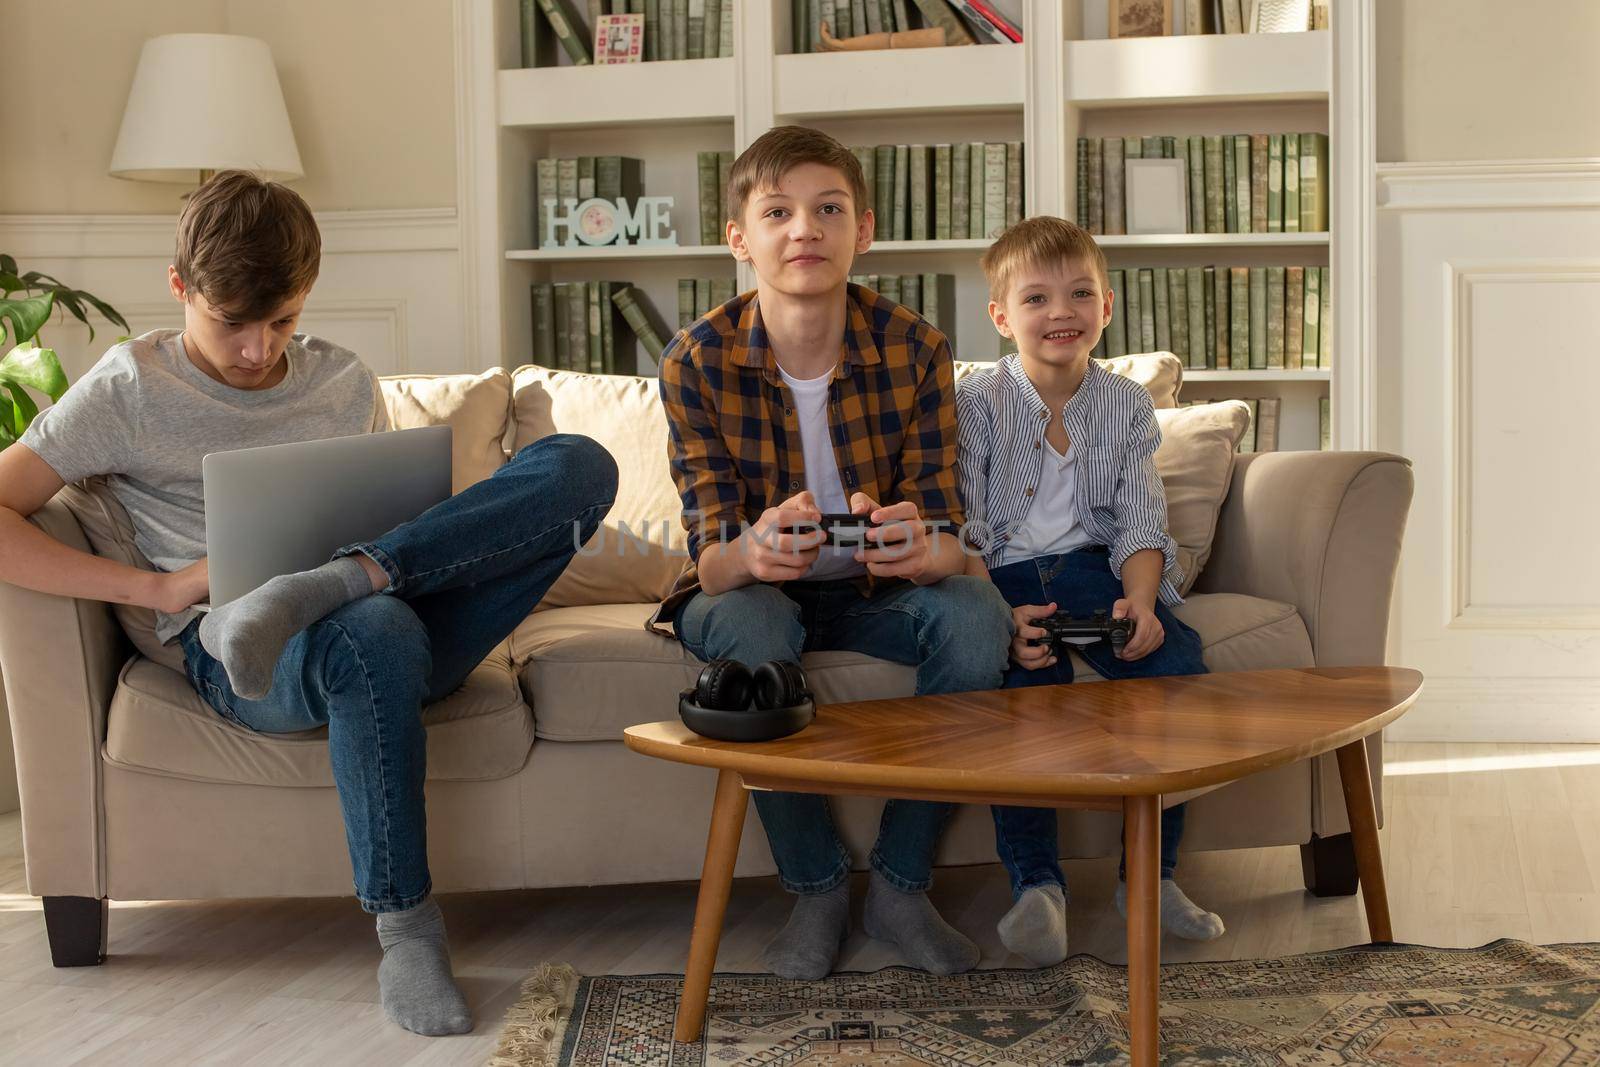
[
  {"left": 998, "top": 883, "right": 1068, "bottom": 967},
  {"left": 375, "top": 897, "right": 472, "bottom": 1036},
  {"left": 199, "top": 556, "right": 373, "bottom": 699},
  {"left": 763, "top": 881, "right": 850, "bottom": 980},
  {"left": 1115, "top": 878, "right": 1226, "bottom": 942},
  {"left": 863, "top": 871, "right": 979, "bottom": 976}
]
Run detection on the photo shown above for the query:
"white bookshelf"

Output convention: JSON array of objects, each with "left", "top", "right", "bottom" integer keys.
[{"left": 456, "top": 0, "right": 1375, "bottom": 450}]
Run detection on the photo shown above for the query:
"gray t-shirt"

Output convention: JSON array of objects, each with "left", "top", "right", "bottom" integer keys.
[{"left": 21, "top": 329, "right": 389, "bottom": 642}]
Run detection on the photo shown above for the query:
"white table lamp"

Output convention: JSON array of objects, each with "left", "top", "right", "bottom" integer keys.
[{"left": 110, "top": 34, "right": 303, "bottom": 185}]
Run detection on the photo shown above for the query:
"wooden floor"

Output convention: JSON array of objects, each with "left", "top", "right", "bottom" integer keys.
[{"left": 1, "top": 741, "right": 1597, "bottom": 1065}]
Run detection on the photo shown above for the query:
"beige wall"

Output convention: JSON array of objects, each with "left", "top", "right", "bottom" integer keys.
[
  {"left": 1377, "top": 0, "right": 1600, "bottom": 163},
  {"left": 0, "top": 0, "right": 456, "bottom": 213}
]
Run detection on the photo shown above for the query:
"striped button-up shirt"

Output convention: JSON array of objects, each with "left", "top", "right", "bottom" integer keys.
[
  {"left": 651, "top": 283, "right": 965, "bottom": 631},
  {"left": 955, "top": 355, "right": 1184, "bottom": 606}
]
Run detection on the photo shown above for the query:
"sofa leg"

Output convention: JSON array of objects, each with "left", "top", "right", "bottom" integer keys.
[
  {"left": 1300, "top": 833, "right": 1360, "bottom": 897},
  {"left": 43, "top": 896, "right": 108, "bottom": 967}
]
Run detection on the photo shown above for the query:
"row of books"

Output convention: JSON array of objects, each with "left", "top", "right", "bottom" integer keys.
[
  {"left": 695, "top": 152, "right": 736, "bottom": 246},
  {"left": 520, "top": 0, "right": 733, "bottom": 67},
  {"left": 678, "top": 277, "right": 740, "bottom": 326},
  {"left": 1076, "top": 133, "right": 1328, "bottom": 237},
  {"left": 1185, "top": 0, "right": 1331, "bottom": 35},
  {"left": 848, "top": 273, "right": 957, "bottom": 335},
  {"left": 851, "top": 142, "right": 1024, "bottom": 243},
  {"left": 530, "top": 281, "right": 668, "bottom": 373},
  {"left": 793, "top": 0, "right": 1022, "bottom": 53},
  {"left": 1093, "top": 265, "right": 1331, "bottom": 370},
  {"left": 1178, "top": 395, "right": 1331, "bottom": 453},
  {"left": 534, "top": 155, "right": 645, "bottom": 247}
]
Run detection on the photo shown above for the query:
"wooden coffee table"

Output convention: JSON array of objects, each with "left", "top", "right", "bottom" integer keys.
[{"left": 624, "top": 665, "right": 1423, "bottom": 1065}]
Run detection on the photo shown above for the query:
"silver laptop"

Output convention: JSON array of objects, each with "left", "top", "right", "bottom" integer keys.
[{"left": 202, "top": 426, "right": 453, "bottom": 607}]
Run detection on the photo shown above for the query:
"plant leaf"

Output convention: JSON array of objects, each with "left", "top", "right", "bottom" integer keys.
[
  {"left": 0, "top": 255, "right": 15, "bottom": 277},
  {"left": 0, "top": 292, "right": 53, "bottom": 348},
  {"left": 0, "top": 342, "right": 69, "bottom": 402},
  {"left": 74, "top": 290, "right": 131, "bottom": 333},
  {"left": 0, "top": 380, "right": 39, "bottom": 436}
]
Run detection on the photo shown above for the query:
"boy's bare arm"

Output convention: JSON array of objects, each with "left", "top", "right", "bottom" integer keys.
[
  {"left": 1119, "top": 548, "right": 1163, "bottom": 611},
  {"left": 0, "top": 444, "right": 207, "bottom": 613}
]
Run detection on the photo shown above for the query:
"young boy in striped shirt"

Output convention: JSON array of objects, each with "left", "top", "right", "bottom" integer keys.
[{"left": 956, "top": 215, "right": 1225, "bottom": 966}]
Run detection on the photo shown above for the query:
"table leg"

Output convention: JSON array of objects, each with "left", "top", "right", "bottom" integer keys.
[
  {"left": 1335, "top": 738, "right": 1394, "bottom": 943},
  {"left": 1124, "top": 794, "right": 1161, "bottom": 1067},
  {"left": 675, "top": 769, "right": 749, "bottom": 1043}
]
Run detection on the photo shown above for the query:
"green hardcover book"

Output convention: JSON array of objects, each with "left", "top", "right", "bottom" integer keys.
[
  {"left": 586, "top": 282, "right": 603, "bottom": 372},
  {"left": 892, "top": 144, "right": 911, "bottom": 241},
  {"left": 902, "top": 273, "right": 922, "bottom": 313},
  {"left": 1319, "top": 395, "right": 1331, "bottom": 450},
  {"left": 677, "top": 277, "right": 696, "bottom": 327},
  {"left": 852, "top": 146, "right": 876, "bottom": 222},
  {"left": 874, "top": 145, "right": 895, "bottom": 241},
  {"left": 1204, "top": 135, "right": 1225, "bottom": 233},
  {"left": 718, "top": 0, "right": 732, "bottom": 55},
  {"left": 709, "top": 277, "right": 736, "bottom": 307},
  {"left": 672, "top": 0, "right": 688, "bottom": 58},
  {"left": 1302, "top": 266, "right": 1320, "bottom": 368},
  {"left": 1233, "top": 134, "right": 1251, "bottom": 233},
  {"left": 968, "top": 141, "right": 985, "bottom": 239},
  {"left": 612, "top": 286, "right": 666, "bottom": 368},
  {"left": 1202, "top": 266, "right": 1217, "bottom": 369},
  {"left": 863, "top": 0, "right": 882, "bottom": 32},
  {"left": 908, "top": 145, "right": 930, "bottom": 241},
  {"left": 568, "top": 283, "right": 590, "bottom": 372},
  {"left": 535, "top": 157, "right": 558, "bottom": 246},
  {"left": 1137, "top": 269, "right": 1156, "bottom": 352},
  {"left": 1168, "top": 268, "right": 1188, "bottom": 363},
  {"left": 1267, "top": 134, "right": 1285, "bottom": 233},
  {"left": 1141, "top": 135, "right": 1162, "bottom": 160},
  {"left": 552, "top": 283, "right": 572, "bottom": 369},
  {"left": 852, "top": 0, "right": 869, "bottom": 39},
  {"left": 1266, "top": 266, "right": 1285, "bottom": 368},
  {"left": 880, "top": 273, "right": 901, "bottom": 305},
  {"left": 1153, "top": 267, "right": 1171, "bottom": 353},
  {"left": 1124, "top": 135, "right": 1142, "bottom": 162},
  {"left": 1103, "top": 137, "right": 1125, "bottom": 235},
  {"left": 1318, "top": 266, "right": 1331, "bottom": 368},
  {"left": 1301, "top": 133, "right": 1329, "bottom": 232},
  {"left": 532, "top": 283, "right": 555, "bottom": 366},
  {"left": 595, "top": 156, "right": 644, "bottom": 202},
  {"left": 1285, "top": 266, "right": 1305, "bottom": 369},
  {"left": 834, "top": 0, "right": 852, "bottom": 36},
  {"left": 693, "top": 277, "right": 711, "bottom": 318},
  {"left": 1212, "top": 266, "right": 1228, "bottom": 370},
  {"left": 1163, "top": 135, "right": 1178, "bottom": 159},
  {"left": 645, "top": 0, "right": 660, "bottom": 60},
  {"left": 1076, "top": 138, "right": 1089, "bottom": 228},
  {"left": 576, "top": 156, "right": 596, "bottom": 200},
  {"left": 1122, "top": 266, "right": 1142, "bottom": 355},
  {"left": 891, "top": 0, "right": 912, "bottom": 33},
  {"left": 1186, "top": 266, "right": 1206, "bottom": 370},
  {"left": 521, "top": 0, "right": 555, "bottom": 66},
  {"left": 863, "top": 274, "right": 880, "bottom": 293},
  {"left": 792, "top": 0, "right": 807, "bottom": 54},
  {"left": 696, "top": 152, "right": 719, "bottom": 245},
  {"left": 1229, "top": 267, "right": 1249, "bottom": 370},
  {"left": 717, "top": 151, "right": 733, "bottom": 238},
  {"left": 1106, "top": 268, "right": 1127, "bottom": 357},
  {"left": 983, "top": 143, "right": 1007, "bottom": 238},
  {"left": 1250, "top": 134, "right": 1268, "bottom": 234},
  {"left": 922, "top": 273, "right": 954, "bottom": 335},
  {"left": 1185, "top": 136, "right": 1205, "bottom": 234},
  {"left": 1004, "top": 142, "right": 1023, "bottom": 228},
  {"left": 1222, "top": 138, "right": 1238, "bottom": 233},
  {"left": 1255, "top": 396, "right": 1280, "bottom": 452},
  {"left": 1248, "top": 266, "right": 1266, "bottom": 369},
  {"left": 951, "top": 143, "right": 970, "bottom": 240},
  {"left": 1239, "top": 398, "right": 1258, "bottom": 453},
  {"left": 1088, "top": 138, "right": 1104, "bottom": 234},
  {"left": 701, "top": 0, "right": 719, "bottom": 58},
  {"left": 596, "top": 280, "right": 614, "bottom": 373},
  {"left": 557, "top": 156, "right": 579, "bottom": 212},
  {"left": 1284, "top": 133, "right": 1301, "bottom": 233},
  {"left": 535, "top": 0, "right": 593, "bottom": 65},
  {"left": 934, "top": 144, "right": 952, "bottom": 240},
  {"left": 909, "top": 0, "right": 974, "bottom": 43}
]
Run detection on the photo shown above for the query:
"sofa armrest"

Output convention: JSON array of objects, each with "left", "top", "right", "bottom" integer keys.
[{"left": 0, "top": 496, "right": 129, "bottom": 897}]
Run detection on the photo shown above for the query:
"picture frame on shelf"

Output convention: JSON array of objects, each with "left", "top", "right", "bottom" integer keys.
[
  {"left": 1108, "top": 0, "right": 1172, "bottom": 38},
  {"left": 595, "top": 14, "right": 644, "bottom": 64},
  {"left": 1124, "top": 158, "right": 1188, "bottom": 235}
]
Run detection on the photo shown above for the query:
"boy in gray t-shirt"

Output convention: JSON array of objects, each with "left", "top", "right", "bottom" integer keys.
[{"left": 0, "top": 172, "right": 617, "bottom": 1037}]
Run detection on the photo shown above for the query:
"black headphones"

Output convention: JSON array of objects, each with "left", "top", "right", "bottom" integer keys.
[{"left": 678, "top": 658, "right": 815, "bottom": 742}]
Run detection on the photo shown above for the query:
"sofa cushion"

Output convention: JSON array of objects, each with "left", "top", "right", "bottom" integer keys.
[
  {"left": 509, "top": 365, "right": 685, "bottom": 608},
  {"left": 512, "top": 593, "right": 1311, "bottom": 742},
  {"left": 954, "top": 352, "right": 1183, "bottom": 409},
  {"left": 379, "top": 368, "right": 512, "bottom": 493},
  {"left": 103, "top": 641, "right": 533, "bottom": 787},
  {"left": 1155, "top": 400, "right": 1252, "bottom": 594}
]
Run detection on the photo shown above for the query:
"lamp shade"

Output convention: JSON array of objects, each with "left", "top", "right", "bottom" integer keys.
[{"left": 110, "top": 34, "right": 303, "bottom": 183}]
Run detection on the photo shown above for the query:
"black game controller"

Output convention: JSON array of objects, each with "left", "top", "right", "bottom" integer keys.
[
  {"left": 1027, "top": 609, "right": 1134, "bottom": 657},
  {"left": 781, "top": 512, "right": 884, "bottom": 548}
]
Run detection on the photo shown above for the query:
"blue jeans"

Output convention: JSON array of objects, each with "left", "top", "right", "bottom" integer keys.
[
  {"left": 987, "top": 547, "right": 1207, "bottom": 898},
  {"left": 674, "top": 574, "right": 1012, "bottom": 894},
  {"left": 179, "top": 434, "right": 618, "bottom": 913}
]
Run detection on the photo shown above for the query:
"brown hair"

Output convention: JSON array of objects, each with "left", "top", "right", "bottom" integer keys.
[
  {"left": 726, "top": 125, "right": 870, "bottom": 226},
  {"left": 173, "top": 170, "right": 321, "bottom": 320},
  {"left": 979, "top": 215, "right": 1109, "bottom": 302}
]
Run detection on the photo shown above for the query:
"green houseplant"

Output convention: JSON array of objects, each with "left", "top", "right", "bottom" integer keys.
[{"left": 0, "top": 253, "right": 130, "bottom": 448}]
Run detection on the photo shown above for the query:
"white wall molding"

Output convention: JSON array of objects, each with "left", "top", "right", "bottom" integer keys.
[
  {"left": 1378, "top": 159, "right": 1600, "bottom": 211},
  {"left": 0, "top": 208, "right": 459, "bottom": 259},
  {"left": 1388, "top": 676, "right": 1600, "bottom": 743}
]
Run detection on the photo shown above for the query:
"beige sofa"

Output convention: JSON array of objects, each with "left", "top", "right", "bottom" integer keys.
[{"left": 0, "top": 355, "right": 1412, "bottom": 966}]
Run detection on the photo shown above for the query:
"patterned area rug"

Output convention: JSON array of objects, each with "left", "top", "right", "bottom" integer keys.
[{"left": 490, "top": 940, "right": 1600, "bottom": 1066}]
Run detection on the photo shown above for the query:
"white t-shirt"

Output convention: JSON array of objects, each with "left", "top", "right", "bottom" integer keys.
[
  {"left": 999, "top": 435, "right": 1098, "bottom": 566},
  {"left": 777, "top": 363, "right": 867, "bottom": 582}
]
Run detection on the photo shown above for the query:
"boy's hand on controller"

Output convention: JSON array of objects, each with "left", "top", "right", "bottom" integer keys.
[
  {"left": 849, "top": 493, "right": 930, "bottom": 580},
  {"left": 152, "top": 558, "right": 210, "bottom": 614},
  {"left": 1010, "top": 602, "right": 1057, "bottom": 670},
  {"left": 745, "top": 490, "right": 825, "bottom": 582},
  {"left": 1112, "top": 598, "right": 1164, "bottom": 661}
]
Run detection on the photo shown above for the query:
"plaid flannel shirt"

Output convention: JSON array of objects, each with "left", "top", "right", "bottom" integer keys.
[{"left": 649, "top": 283, "right": 964, "bottom": 634}]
